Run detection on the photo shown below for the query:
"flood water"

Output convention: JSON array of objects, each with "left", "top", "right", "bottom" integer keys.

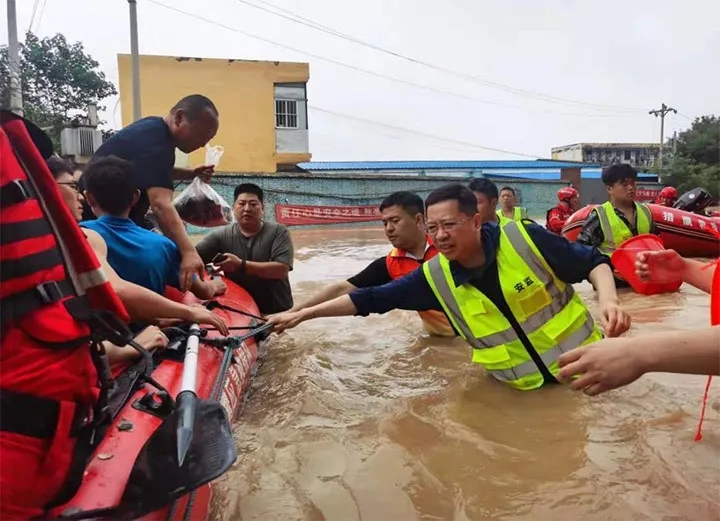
[{"left": 212, "top": 227, "right": 720, "bottom": 521}]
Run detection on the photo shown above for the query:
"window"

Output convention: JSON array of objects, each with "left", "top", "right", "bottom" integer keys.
[
  {"left": 624, "top": 150, "right": 632, "bottom": 161},
  {"left": 275, "top": 99, "right": 298, "bottom": 129}
]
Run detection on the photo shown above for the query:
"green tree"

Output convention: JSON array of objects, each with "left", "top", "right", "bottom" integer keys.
[
  {"left": 0, "top": 32, "right": 116, "bottom": 149},
  {"left": 666, "top": 115, "right": 720, "bottom": 198}
]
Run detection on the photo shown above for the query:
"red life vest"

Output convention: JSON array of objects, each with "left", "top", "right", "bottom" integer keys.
[
  {"left": 385, "top": 242, "right": 439, "bottom": 279},
  {"left": 385, "top": 242, "right": 454, "bottom": 337},
  {"left": 0, "top": 112, "right": 130, "bottom": 517}
]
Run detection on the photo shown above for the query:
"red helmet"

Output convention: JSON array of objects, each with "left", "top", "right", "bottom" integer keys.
[
  {"left": 659, "top": 186, "right": 678, "bottom": 199},
  {"left": 558, "top": 186, "right": 579, "bottom": 202}
]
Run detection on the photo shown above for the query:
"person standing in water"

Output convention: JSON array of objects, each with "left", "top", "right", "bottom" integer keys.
[
  {"left": 576, "top": 164, "right": 658, "bottom": 286},
  {"left": 469, "top": 177, "right": 506, "bottom": 225},
  {"left": 289, "top": 191, "right": 454, "bottom": 337},
  {"left": 497, "top": 186, "right": 529, "bottom": 221},
  {"left": 267, "top": 184, "right": 631, "bottom": 392},
  {"left": 546, "top": 187, "right": 580, "bottom": 235}
]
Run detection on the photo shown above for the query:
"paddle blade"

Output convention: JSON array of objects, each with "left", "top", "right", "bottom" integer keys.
[{"left": 116, "top": 399, "right": 237, "bottom": 519}]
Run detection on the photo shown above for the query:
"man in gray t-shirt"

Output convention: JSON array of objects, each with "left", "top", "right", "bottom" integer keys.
[{"left": 195, "top": 183, "right": 294, "bottom": 314}]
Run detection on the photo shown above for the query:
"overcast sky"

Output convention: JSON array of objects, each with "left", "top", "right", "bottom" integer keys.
[{"left": 3, "top": 0, "right": 719, "bottom": 161}]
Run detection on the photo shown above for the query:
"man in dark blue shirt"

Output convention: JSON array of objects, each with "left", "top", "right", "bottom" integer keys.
[
  {"left": 80, "top": 156, "right": 225, "bottom": 302},
  {"left": 81, "top": 94, "right": 220, "bottom": 292},
  {"left": 267, "top": 184, "right": 632, "bottom": 390}
]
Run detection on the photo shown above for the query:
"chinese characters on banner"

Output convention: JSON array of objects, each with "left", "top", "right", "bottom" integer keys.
[
  {"left": 635, "top": 189, "right": 662, "bottom": 201},
  {"left": 275, "top": 204, "right": 382, "bottom": 226}
]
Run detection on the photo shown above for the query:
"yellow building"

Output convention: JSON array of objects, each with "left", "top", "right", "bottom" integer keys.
[{"left": 117, "top": 53, "right": 311, "bottom": 173}]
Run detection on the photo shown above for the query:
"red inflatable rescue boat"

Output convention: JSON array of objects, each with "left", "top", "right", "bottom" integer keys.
[
  {"left": 562, "top": 204, "right": 720, "bottom": 258},
  {"left": 50, "top": 277, "right": 267, "bottom": 521}
]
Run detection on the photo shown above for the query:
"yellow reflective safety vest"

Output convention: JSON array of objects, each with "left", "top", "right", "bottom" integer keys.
[
  {"left": 422, "top": 220, "right": 604, "bottom": 391},
  {"left": 497, "top": 207, "right": 528, "bottom": 221},
  {"left": 594, "top": 201, "right": 653, "bottom": 255}
]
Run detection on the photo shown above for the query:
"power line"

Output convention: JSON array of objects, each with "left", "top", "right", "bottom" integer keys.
[
  {"left": 233, "top": 0, "right": 647, "bottom": 114},
  {"left": 309, "top": 105, "right": 539, "bottom": 158},
  {"left": 146, "top": 0, "right": 642, "bottom": 118}
]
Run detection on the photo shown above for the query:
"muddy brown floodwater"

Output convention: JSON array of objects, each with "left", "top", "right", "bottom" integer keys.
[{"left": 209, "top": 227, "right": 720, "bottom": 521}]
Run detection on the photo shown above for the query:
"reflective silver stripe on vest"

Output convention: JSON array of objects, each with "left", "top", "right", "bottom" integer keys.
[
  {"left": 487, "top": 313, "right": 597, "bottom": 381},
  {"left": 638, "top": 204, "right": 652, "bottom": 227},
  {"left": 426, "top": 221, "right": 576, "bottom": 349},
  {"left": 595, "top": 206, "right": 615, "bottom": 251},
  {"left": 77, "top": 268, "right": 108, "bottom": 290}
]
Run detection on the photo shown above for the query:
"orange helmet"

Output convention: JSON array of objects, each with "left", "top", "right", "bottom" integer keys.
[
  {"left": 558, "top": 186, "right": 579, "bottom": 202},
  {"left": 659, "top": 186, "right": 678, "bottom": 199}
]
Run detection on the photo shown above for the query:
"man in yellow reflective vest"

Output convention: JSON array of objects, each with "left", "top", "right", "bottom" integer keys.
[
  {"left": 469, "top": 177, "right": 510, "bottom": 226},
  {"left": 577, "top": 164, "right": 658, "bottom": 287},
  {"left": 267, "top": 183, "right": 631, "bottom": 391},
  {"left": 497, "top": 186, "right": 529, "bottom": 221}
]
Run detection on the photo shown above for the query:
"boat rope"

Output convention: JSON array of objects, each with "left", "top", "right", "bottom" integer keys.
[{"left": 205, "top": 300, "right": 265, "bottom": 322}]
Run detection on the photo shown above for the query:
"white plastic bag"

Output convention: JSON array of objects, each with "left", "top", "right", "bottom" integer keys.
[
  {"left": 174, "top": 177, "right": 233, "bottom": 227},
  {"left": 205, "top": 145, "right": 225, "bottom": 168}
]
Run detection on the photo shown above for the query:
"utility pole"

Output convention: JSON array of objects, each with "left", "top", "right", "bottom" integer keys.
[
  {"left": 7, "top": 0, "right": 24, "bottom": 116},
  {"left": 128, "top": 0, "right": 142, "bottom": 121},
  {"left": 649, "top": 103, "right": 677, "bottom": 179}
]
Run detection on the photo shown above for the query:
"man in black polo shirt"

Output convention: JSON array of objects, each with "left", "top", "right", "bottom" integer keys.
[{"left": 81, "top": 94, "right": 219, "bottom": 291}]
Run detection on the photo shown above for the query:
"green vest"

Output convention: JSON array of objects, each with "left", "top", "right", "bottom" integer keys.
[
  {"left": 595, "top": 201, "right": 652, "bottom": 255},
  {"left": 497, "top": 207, "right": 528, "bottom": 221},
  {"left": 422, "top": 220, "right": 604, "bottom": 391}
]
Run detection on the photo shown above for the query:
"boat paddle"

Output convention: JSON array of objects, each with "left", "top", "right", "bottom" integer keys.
[{"left": 175, "top": 323, "right": 201, "bottom": 467}]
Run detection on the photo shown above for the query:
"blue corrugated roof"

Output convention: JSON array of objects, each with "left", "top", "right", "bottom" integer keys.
[
  {"left": 487, "top": 171, "right": 657, "bottom": 180},
  {"left": 298, "top": 160, "right": 601, "bottom": 171}
]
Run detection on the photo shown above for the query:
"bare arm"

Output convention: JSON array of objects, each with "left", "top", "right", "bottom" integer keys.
[
  {"left": 85, "top": 230, "right": 228, "bottom": 333},
  {"left": 682, "top": 258, "right": 714, "bottom": 293},
  {"left": 558, "top": 327, "right": 720, "bottom": 395},
  {"left": 642, "top": 327, "right": 720, "bottom": 375},
  {"left": 148, "top": 186, "right": 205, "bottom": 291},
  {"left": 245, "top": 261, "right": 289, "bottom": 279},
  {"left": 587, "top": 263, "right": 619, "bottom": 305},
  {"left": 266, "top": 295, "right": 358, "bottom": 333},
  {"left": 290, "top": 281, "right": 357, "bottom": 312},
  {"left": 147, "top": 186, "right": 195, "bottom": 256},
  {"left": 171, "top": 167, "right": 196, "bottom": 181}
]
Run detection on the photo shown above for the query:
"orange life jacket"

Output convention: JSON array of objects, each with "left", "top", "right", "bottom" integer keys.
[
  {"left": 385, "top": 242, "right": 454, "bottom": 337},
  {"left": 0, "top": 112, "right": 130, "bottom": 515}
]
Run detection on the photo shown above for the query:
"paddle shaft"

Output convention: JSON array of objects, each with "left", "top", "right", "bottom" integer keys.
[{"left": 176, "top": 324, "right": 201, "bottom": 467}]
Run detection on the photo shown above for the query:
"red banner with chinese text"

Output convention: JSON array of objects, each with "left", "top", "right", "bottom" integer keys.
[
  {"left": 635, "top": 189, "right": 662, "bottom": 201},
  {"left": 275, "top": 204, "right": 381, "bottom": 225}
]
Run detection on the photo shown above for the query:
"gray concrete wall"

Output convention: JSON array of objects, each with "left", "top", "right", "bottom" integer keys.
[{"left": 179, "top": 173, "right": 570, "bottom": 233}]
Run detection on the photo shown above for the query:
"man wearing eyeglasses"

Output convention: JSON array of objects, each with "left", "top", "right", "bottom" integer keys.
[
  {"left": 267, "top": 183, "right": 631, "bottom": 391},
  {"left": 195, "top": 183, "right": 295, "bottom": 315}
]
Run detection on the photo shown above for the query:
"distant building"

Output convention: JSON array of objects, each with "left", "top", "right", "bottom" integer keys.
[
  {"left": 297, "top": 159, "right": 655, "bottom": 181},
  {"left": 116, "top": 53, "right": 311, "bottom": 173},
  {"left": 551, "top": 143, "right": 660, "bottom": 169}
]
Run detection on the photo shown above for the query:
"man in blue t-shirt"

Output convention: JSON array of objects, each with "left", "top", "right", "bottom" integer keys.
[
  {"left": 80, "top": 94, "right": 220, "bottom": 293},
  {"left": 80, "top": 156, "right": 226, "bottom": 301}
]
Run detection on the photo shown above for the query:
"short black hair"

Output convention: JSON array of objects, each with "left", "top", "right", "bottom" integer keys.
[
  {"left": 499, "top": 186, "right": 515, "bottom": 195},
  {"left": 379, "top": 191, "right": 424, "bottom": 216},
  {"left": 170, "top": 94, "right": 219, "bottom": 122},
  {"left": 46, "top": 156, "right": 73, "bottom": 179},
  {"left": 83, "top": 156, "right": 138, "bottom": 216},
  {"left": 468, "top": 177, "right": 499, "bottom": 200},
  {"left": 602, "top": 164, "right": 637, "bottom": 186},
  {"left": 234, "top": 183, "right": 264, "bottom": 203},
  {"left": 425, "top": 183, "right": 478, "bottom": 217}
]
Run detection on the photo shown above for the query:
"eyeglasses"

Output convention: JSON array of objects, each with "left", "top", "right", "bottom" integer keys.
[
  {"left": 57, "top": 181, "right": 80, "bottom": 193},
  {"left": 425, "top": 216, "right": 472, "bottom": 235}
]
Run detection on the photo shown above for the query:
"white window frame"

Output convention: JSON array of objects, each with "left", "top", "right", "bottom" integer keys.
[{"left": 275, "top": 99, "right": 299, "bottom": 129}]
